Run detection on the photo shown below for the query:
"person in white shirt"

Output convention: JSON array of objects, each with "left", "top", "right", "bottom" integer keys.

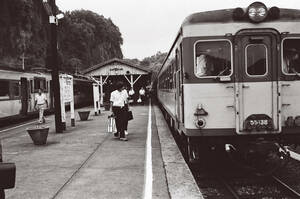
[
  {"left": 128, "top": 88, "right": 134, "bottom": 104},
  {"left": 283, "top": 48, "right": 300, "bottom": 74},
  {"left": 110, "top": 82, "right": 129, "bottom": 141},
  {"left": 123, "top": 87, "right": 130, "bottom": 136},
  {"left": 34, "top": 89, "right": 48, "bottom": 124},
  {"left": 138, "top": 87, "right": 146, "bottom": 104}
]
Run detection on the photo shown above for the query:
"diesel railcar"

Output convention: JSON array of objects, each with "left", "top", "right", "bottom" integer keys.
[
  {"left": 156, "top": 2, "right": 300, "bottom": 169},
  {"left": 0, "top": 67, "right": 93, "bottom": 125}
]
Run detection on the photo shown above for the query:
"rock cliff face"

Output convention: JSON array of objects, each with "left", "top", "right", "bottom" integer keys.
[
  {"left": 0, "top": 0, "right": 123, "bottom": 72},
  {"left": 0, "top": 0, "right": 49, "bottom": 69}
]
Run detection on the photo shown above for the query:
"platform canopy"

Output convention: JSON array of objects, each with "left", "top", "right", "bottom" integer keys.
[
  {"left": 83, "top": 58, "right": 149, "bottom": 76},
  {"left": 83, "top": 58, "right": 151, "bottom": 105}
]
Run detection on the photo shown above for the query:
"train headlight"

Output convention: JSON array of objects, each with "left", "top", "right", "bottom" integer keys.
[
  {"left": 195, "top": 118, "right": 206, "bottom": 129},
  {"left": 247, "top": 2, "right": 268, "bottom": 23}
]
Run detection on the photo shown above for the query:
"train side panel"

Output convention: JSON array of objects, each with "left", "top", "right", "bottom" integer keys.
[
  {"left": 157, "top": 89, "right": 176, "bottom": 117},
  {"left": 280, "top": 81, "right": 300, "bottom": 126},
  {"left": 0, "top": 100, "right": 21, "bottom": 118},
  {"left": 183, "top": 83, "right": 235, "bottom": 130}
]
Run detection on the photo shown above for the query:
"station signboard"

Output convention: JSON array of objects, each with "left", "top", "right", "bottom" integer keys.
[{"left": 59, "top": 74, "right": 75, "bottom": 128}]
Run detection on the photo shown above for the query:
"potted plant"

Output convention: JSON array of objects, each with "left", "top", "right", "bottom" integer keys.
[
  {"left": 26, "top": 126, "right": 49, "bottom": 145},
  {"left": 78, "top": 110, "right": 90, "bottom": 121}
]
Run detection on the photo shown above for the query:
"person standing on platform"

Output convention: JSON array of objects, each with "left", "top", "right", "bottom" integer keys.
[
  {"left": 110, "top": 82, "right": 129, "bottom": 141},
  {"left": 123, "top": 86, "right": 130, "bottom": 135},
  {"left": 34, "top": 89, "right": 48, "bottom": 124},
  {"left": 139, "top": 87, "right": 146, "bottom": 104},
  {"left": 128, "top": 87, "right": 135, "bottom": 104}
]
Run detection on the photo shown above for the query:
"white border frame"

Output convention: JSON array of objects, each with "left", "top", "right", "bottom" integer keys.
[
  {"left": 245, "top": 43, "right": 268, "bottom": 77},
  {"left": 193, "top": 39, "right": 233, "bottom": 79},
  {"left": 281, "top": 37, "right": 300, "bottom": 76}
]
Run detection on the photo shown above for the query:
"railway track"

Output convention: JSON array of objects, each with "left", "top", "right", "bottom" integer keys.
[
  {"left": 192, "top": 165, "right": 300, "bottom": 199},
  {"left": 272, "top": 175, "right": 300, "bottom": 198},
  {"left": 172, "top": 133, "right": 300, "bottom": 198},
  {"left": 217, "top": 175, "right": 300, "bottom": 199}
]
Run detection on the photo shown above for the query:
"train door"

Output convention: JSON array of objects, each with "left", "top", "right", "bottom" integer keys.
[
  {"left": 175, "top": 48, "right": 183, "bottom": 130},
  {"left": 20, "top": 77, "right": 28, "bottom": 115},
  {"left": 236, "top": 31, "right": 279, "bottom": 134}
]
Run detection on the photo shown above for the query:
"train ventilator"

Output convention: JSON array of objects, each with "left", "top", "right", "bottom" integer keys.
[{"left": 155, "top": 2, "right": 300, "bottom": 174}]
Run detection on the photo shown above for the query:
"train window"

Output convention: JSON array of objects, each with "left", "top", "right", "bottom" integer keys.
[
  {"left": 9, "top": 81, "right": 20, "bottom": 99},
  {"left": 0, "top": 80, "right": 20, "bottom": 100},
  {"left": 0, "top": 80, "right": 9, "bottom": 100},
  {"left": 33, "top": 77, "right": 47, "bottom": 92},
  {"left": 282, "top": 38, "right": 300, "bottom": 75},
  {"left": 194, "top": 40, "right": 232, "bottom": 78},
  {"left": 246, "top": 44, "right": 267, "bottom": 76}
]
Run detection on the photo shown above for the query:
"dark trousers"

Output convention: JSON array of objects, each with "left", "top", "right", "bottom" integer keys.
[
  {"left": 112, "top": 106, "right": 127, "bottom": 138},
  {"left": 0, "top": 190, "right": 4, "bottom": 199},
  {"left": 124, "top": 104, "right": 128, "bottom": 131}
]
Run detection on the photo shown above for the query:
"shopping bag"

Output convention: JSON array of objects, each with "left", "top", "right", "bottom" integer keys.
[
  {"left": 107, "top": 115, "right": 117, "bottom": 134},
  {"left": 0, "top": 162, "right": 16, "bottom": 189},
  {"left": 127, "top": 111, "right": 133, "bottom": 121}
]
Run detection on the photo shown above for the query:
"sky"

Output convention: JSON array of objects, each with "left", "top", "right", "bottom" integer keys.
[{"left": 56, "top": 0, "right": 300, "bottom": 60}]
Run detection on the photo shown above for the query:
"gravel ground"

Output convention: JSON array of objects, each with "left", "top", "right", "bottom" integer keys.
[{"left": 191, "top": 151, "right": 300, "bottom": 199}]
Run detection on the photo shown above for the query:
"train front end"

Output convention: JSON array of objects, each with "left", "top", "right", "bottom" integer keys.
[{"left": 180, "top": 2, "right": 300, "bottom": 167}]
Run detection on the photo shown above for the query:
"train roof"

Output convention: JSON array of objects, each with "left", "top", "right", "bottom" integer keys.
[{"left": 182, "top": 8, "right": 300, "bottom": 26}]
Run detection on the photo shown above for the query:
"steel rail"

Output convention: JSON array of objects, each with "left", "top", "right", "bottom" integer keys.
[
  {"left": 219, "top": 177, "right": 241, "bottom": 199},
  {"left": 272, "top": 175, "right": 300, "bottom": 198}
]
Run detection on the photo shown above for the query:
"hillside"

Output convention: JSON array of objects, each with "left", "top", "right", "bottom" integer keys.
[{"left": 0, "top": 0, "right": 123, "bottom": 73}]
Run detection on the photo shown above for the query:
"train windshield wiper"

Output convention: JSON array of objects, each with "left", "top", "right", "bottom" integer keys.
[
  {"left": 291, "top": 67, "right": 300, "bottom": 78},
  {"left": 214, "top": 67, "right": 230, "bottom": 82}
]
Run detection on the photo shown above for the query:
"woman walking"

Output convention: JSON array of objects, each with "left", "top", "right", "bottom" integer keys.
[{"left": 110, "top": 81, "right": 129, "bottom": 141}]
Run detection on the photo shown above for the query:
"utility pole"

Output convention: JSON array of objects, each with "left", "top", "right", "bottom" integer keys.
[{"left": 49, "top": 0, "right": 63, "bottom": 133}]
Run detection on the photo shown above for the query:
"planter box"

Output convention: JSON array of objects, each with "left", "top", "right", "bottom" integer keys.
[
  {"left": 27, "top": 127, "right": 49, "bottom": 145},
  {"left": 78, "top": 111, "right": 90, "bottom": 121}
]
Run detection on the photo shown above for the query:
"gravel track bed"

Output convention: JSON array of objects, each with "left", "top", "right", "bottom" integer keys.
[
  {"left": 191, "top": 155, "right": 300, "bottom": 199},
  {"left": 275, "top": 158, "right": 300, "bottom": 194}
]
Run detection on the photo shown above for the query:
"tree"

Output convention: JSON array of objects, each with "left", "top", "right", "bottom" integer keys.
[
  {"left": 0, "top": 2, "right": 123, "bottom": 73},
  {"left": 58, "top": 10, "right": 123, "bottom": 72}
]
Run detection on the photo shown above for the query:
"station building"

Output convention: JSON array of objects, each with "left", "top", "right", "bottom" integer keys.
[{"left": 83, "top": 58, "right": 151, "bottom": 104}]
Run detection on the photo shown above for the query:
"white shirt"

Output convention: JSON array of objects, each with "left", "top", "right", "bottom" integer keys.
[
  {"left": 139, "top": 88, "right": 145, "bottom": 95},
  {"left": 110, "top": 89, "right": 128, "bottom": 107},
  {"left": 196, "top": 55, "right": 207, "bottom": 76},
  {"left": 35, "top": 93, "right": 47, "bottom": 105}
]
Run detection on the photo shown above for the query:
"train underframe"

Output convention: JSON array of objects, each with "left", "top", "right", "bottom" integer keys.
[
  {"left": 182, "top": 133, "right": 300, "bottom": 175},
  {"left": 160, "top": 105, "right": 300, "bottom": 175}
]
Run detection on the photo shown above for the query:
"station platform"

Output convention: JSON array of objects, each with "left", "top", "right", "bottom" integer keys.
[{"left": 0, "top": 104, "right": 203, "bottom": 199}]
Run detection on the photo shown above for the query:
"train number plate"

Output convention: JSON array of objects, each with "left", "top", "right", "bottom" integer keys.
[
  {"left": 244, "top": 114, "right": 273, "bottom": 131},
  {"left": 249, "top": 119, "right": 269, "bottom": 126}
]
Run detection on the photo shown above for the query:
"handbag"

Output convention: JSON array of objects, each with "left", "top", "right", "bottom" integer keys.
[
  {"left": 127, "top": 111, "right": 133, "bottom": 121},
  {"left": 107, "top": 115, "right": 117, "bottom": 134},
  {"left": 0, "top": 162, "right": 16, "bottom": 189}
]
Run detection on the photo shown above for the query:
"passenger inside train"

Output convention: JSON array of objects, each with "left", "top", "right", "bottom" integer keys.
[
  {"left": 283, "top": 47, "right": 300, "bottom": 74},
  {"left": 195, "top": 41, "right": 231, "bottom": 77}
]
